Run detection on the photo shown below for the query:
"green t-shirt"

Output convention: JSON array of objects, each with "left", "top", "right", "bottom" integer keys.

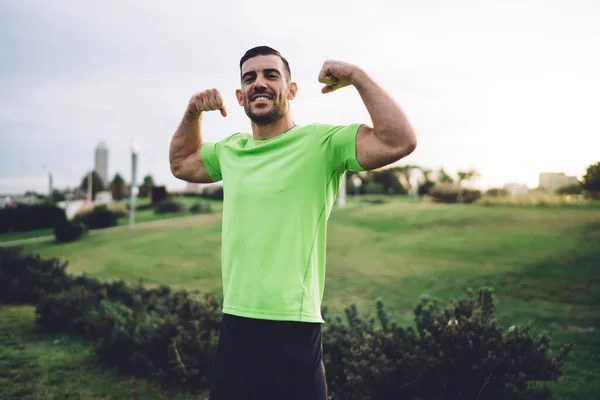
[{"left": 201, "top": 123, "right": 365, "bottom": 323}]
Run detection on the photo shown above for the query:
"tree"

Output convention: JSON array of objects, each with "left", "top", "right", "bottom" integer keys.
[
  {"left": 582, "top": 161, "right": 600, "bottom": 199},
  {"left": 372, "top": 169, "right": 405, "bottom": 194},
  {"left": 79, "top": 171, "right": 105, "bottom": 200},
  {"left": 556, "top": 184, "right": 582, "bottom": 195},
  {"left": 437, "top": 168, "right": 454, "bottom": 184},
  {"left": 418, "top": 168, "right": 435, "bottom": 195},
  {"left": 139, "top": 174, "right": 155, "bottom": 198},
  {"left": 110, "top": 173, "right": 127, "bottom": 201},
  {"left": 143, "top": 175, "right": 155, "bottom": 187},
  {"left": 457, "top": 169, "right": 480, "bottom": 187}
]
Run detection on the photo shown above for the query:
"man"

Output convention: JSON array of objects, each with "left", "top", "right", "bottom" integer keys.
[{"left": 169, "top": 46, "right": 416, "bottom": 400}]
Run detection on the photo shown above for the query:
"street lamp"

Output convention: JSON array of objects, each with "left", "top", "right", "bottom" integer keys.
[
  {"left": 352, "top": 176, "right": 362, "bottom": 198},
  {"left": 129, "top": 141, "right": 140, "bottom": 230}
]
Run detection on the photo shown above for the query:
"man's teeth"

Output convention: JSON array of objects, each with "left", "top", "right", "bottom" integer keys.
[{"left": 254, "top": 96, "right": 269, "bottom": 101}]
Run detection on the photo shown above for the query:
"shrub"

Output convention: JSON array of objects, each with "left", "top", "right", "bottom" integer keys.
[
  {"left": 2, "top": 249, "right": 572, "bottom": 398},
  {"left": 0, "top": 203, "right": 66, "bottom": 233},
  {"left": 201, "top": 186, "right": 223, "bottom": 201},
  {"left": 323, "top": 288, "right": 572, "bottom": 400},
  {"left": 0, "top": 247, "right": 71, "bottom": 304},
  {"left": 556, "top": 184, "right": 582, "bottom": 195},
  {"left": 460, "top": 188, "right": 482, "bottom": 203},
  {"left": 105, "top": 202, "right": 129, "bottom": 217},
  {"left": 95, "top": 291, "right": 221, "bottom": 389},
  {"left": 155, "top": 199, "right": 186, "bottom": 214},
  {"left": 189, "top": 202, "right": 212, "bottom": 214},
  {"left": 418, "top": 180, "right": 435, "bottom": 196},
  {"left": 486, "top": 187, "right": 510, "bottom": 197},
  {"left": 363, "top": 182, "right": 385, "bottom": 195},
  {"left": 429, "top": 183, "right": 460, "bottom": 203},
  {"left": 54, "top": 219, "right": 88, "bottom": 243},
  {"left": 429, "top": 184, "right": 481, "bottom": 204},
  {"left": 35, "top": 284, "right": 108, "bottom": 338},
  {"left": 151, "top": 186, "right": 169, "bottom": 205},
  {"left": 74, "top": 204, "right": 120, "bottom": 229}
]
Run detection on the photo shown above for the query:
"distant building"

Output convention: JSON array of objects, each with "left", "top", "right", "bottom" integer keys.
[
  {"left": 503, "top": 183, "right": 529, "bottom": 197},
  {"left": 95, "top": 142, "right": 109, "bottom": 186},
  {"left": 538, "top": 172, "right": 579, "bottom": 192},
  {"left": 186, "top": 182, "right": 201, "bottom": 192}
]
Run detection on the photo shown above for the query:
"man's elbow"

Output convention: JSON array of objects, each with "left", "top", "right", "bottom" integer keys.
[
  {"left": 170, "top": 161, "right": 184, "bottom": 180},
  {"left": 392, "top": 130, "right": 417, "bottom": 160}
]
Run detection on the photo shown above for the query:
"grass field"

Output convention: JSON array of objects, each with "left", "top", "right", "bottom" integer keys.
[{"left": 2, "top": 196, "right": 600, "bottom": 399}]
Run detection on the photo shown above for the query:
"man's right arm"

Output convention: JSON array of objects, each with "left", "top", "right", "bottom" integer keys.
[{"left": 169, "top": 89, "right": 227, "bottom": 183}]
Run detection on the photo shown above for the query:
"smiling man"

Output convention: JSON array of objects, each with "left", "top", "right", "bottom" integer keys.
[{"left": 169, "top": 46, "right": 417, "bottom": 400}]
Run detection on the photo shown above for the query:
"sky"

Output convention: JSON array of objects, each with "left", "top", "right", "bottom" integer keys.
[{"left": 1, "top": 0, "right": 599, "bottom": 194}]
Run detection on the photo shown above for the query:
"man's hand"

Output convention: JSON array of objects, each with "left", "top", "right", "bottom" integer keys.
[
  {"left": 318, "top": 60, "right": 363, "bottom": 94},
  {"left": 188, "top": 89, "right": 227, "bottom": 118}
]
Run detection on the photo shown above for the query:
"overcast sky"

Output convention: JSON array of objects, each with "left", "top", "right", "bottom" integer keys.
[{"left": 1, "top": 0, "right": 599, "bottom": 194}]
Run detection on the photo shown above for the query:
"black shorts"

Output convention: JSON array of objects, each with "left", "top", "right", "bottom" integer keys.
[{"left": 209, "top": 313, "right": 327, "bottom": 400}]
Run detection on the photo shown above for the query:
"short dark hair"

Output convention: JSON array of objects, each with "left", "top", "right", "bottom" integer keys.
[{"left": 239, "top": 46, "right": 291, "bottom": 82}]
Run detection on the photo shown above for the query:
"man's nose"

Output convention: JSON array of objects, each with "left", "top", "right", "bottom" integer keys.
[{"left": 253, "top": 75, "right": 267, "bottom": 89}]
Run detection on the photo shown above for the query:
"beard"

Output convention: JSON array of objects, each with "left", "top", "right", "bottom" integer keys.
[{"left": 244, "top": 97, "right": 286, "bottom": 126}]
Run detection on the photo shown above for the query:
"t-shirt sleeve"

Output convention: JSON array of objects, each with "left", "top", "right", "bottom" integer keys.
[
  {"left": 326, "top": 123, "right": 366, "bottom": 172},
  {"left": 200, "top": 141, "right": 223, "bottom": 182}
]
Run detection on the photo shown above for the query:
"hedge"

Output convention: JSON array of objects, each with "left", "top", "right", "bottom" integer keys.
[
  {"left": 0, "top": 203, "right": 67, "bottom": 233},
  {"left": 0, "top": 247, "right": 572, "bottom": 398}
]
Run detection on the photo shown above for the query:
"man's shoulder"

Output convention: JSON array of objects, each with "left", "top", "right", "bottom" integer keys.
[
  {"left": 215, "top": 132, "right": 252, "bottom": 147},
  {"left": 307, "top": 122, "right": 362, "bottom": 138}
]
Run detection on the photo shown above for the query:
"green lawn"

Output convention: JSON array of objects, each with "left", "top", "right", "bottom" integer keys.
[
  {"left": 0, "top": 305, "right": 207, "bottom": 400},
  {"left": 3, "top": 196, "right": 600, "bottom": 398}
]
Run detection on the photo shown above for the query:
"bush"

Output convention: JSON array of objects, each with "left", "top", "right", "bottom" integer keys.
[
  {"left": 0, "top": 203, "right": 66, "bottom": 233},
  {"left": 34, "top": 275, "right": 222, "bottom": 391},
  {"left": 74, "top": 204, "right": 120, "bottom": 229},
  {"left": 95, "top": 291, "right": 221, "bottom": 389},
  {"left": 429, "top": 183, "right": 460, "bottom": 203},
  {"left": 476, "top": 192, "right": 592, "bottom": 207},
  {"left": 201, "top": 186, "right": 223, "bottom": 201},
  {"left": 323, "top": 288, "right": 572, "bottom": 400},
  {"left": 2, "top": 249, "right": 572, "bottom": 398},
  {"left": 460, "top": 188, "right": 482, "bottom": 203},
  {"left": 418, "top": 180, "right": 435, "bottom": 196},
  {"left": 486, "top": 188, "right": 510, "bottom": 197},
  {"left": 429, "top": 184, "right": 481, "bottom": 204},
  {"left": 363, "top": 182, "right": 385, "bottom": 195},
  {"left": 0, "top": 247, "right": 71, "bottom": 304},
  {"left": 155, "top": 199, "right": 186, "bottom": 214},
  {"left": 105, "top": 203, "right": 129, "bottom": 218},
  {"left": 556, "top": 184, "right": 582, "bottom": 195},
  {"left": 54, "top": 219, "right": 88, "bottom": 243},
  {"left": 189, "top": 202, "right": 212, "bottom": 214}
]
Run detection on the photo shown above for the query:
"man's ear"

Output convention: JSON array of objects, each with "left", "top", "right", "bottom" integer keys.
[
  {"left": 287, "top": 82, "right": 298, "bottom": 100},
  {"left": 235, "top": 89, "right": 243, "bottom": 106}
]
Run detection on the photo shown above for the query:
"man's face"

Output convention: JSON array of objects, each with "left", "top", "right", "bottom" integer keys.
[{"left": 236, "top": 55, "right": 297, "bottom": 126}]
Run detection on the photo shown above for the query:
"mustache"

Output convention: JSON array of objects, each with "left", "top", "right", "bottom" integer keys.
[{"left": 249, "top": 89, "right": 274, "bottom": 98}]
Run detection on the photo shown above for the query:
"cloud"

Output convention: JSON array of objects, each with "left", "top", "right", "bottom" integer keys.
[{"left": 1, "top": 0, "right": 599, "bottom": 193}]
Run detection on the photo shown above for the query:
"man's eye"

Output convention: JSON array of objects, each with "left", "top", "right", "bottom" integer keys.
[{"left": 268, "top": 74, "right": 277, "bottom": 79}]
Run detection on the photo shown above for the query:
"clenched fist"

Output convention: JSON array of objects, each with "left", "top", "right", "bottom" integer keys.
[
  {"left": 318, "top": 60, "right": 363, "bottom": 94},
  {"left": 188, "top": 89, "right": 227, "bottom": 117}
]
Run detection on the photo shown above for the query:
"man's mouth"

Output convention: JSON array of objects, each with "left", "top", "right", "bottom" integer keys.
[{"left": 251, "top": 94, "right": 273, "bottom": 103}]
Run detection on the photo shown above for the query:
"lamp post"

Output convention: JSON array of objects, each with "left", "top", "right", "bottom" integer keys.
[
  {"left": 129, "top": 141, "right": 140, "bottom": 230},
  {"left": 352, "top": 176, "right": 362, "bottom": 199}
]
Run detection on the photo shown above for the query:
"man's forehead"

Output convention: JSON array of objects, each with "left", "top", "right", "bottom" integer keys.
[{"left": 241, "top": 55, "right": 283, "bottom": 74}]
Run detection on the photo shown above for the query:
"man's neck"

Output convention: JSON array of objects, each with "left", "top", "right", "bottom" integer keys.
[{"left": 251, "top": 114, "right": 295, "bottom": 141}]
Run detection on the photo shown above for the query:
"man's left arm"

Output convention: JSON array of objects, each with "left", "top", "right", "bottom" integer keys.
[{"left": 319, "top": 60, "right": 417, "bottom": 170}]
